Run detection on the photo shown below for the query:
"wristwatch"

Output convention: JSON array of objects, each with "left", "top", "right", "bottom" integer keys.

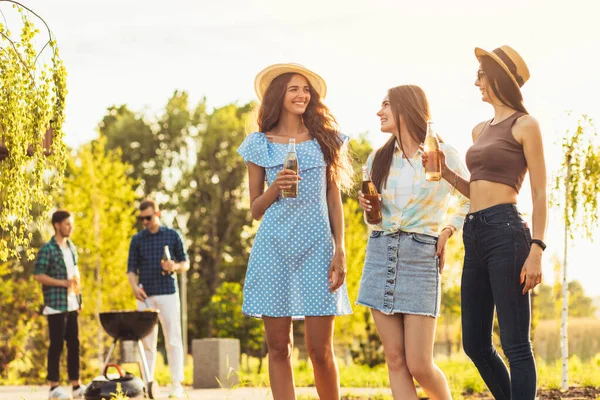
[{"left": 531, "top": 239, "right": 546, "bottom": 251}]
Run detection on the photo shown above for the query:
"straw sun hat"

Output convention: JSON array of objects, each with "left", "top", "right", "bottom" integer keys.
[
  {"left": 475, "top": 45, "right": 530, "bottom": 89},
  {"left": 254, "top": 63, "right": 327, "bottom": 102}
]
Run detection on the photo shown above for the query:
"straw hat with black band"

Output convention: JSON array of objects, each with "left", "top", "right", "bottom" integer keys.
[
  {"left": 254, "top": 63, "right": 327, "bottom": 102},
  {"left": 475, "top": 45, "right": 530, "bottom": 90}
]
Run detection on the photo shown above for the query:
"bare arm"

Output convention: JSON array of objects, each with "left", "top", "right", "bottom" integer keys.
[
  {"left": 441, "top": 164, "right": 471, "bottom": 199},
  {"left": 34, "top": 274, "right": 68, "bottom": 288},
  {"left": 248, "top": 162, "right": 298, "bottom": 220},
  {"left": 326, "top": 174, "right": 346, "bottom": 291},
  {"left": 174, "top": 261, "right": 189, "bottom": 273},
  {"left": 518, "top": 116, "right": 547, "bottom": 243},
  {"left": 127, "top": 271, "right": 139, "bottom": 290},
  {"left": 327, "top": 177, "right": 345, "bottom": 255},
  {"left": 516, "top": 115, "right": 547, "bottom": 293},
  {"left": 128, "top": 271, "right": 147, "bottom": 301},
  {"left": 161, "top": 260, "right": 190, "bottom": 273},
  {"left": 424, "top": 122, "right": 487, "bottom": 199}
]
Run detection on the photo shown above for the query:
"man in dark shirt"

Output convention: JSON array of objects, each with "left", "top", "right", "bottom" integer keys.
[{"left": 127, "top": 199, "right": 189, "bottom": 399}]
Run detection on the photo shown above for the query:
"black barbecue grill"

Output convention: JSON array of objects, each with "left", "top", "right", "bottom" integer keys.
[
  {"left": 100, "top": 310, "right": 159, "bottom": 341},
  {"left": 86, "top": 310, "right": 160, "bottom": 399}
]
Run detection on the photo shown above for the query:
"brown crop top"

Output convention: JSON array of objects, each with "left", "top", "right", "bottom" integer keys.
[{"left": 465, "top": 112, "right": 528, "bottom": 193}]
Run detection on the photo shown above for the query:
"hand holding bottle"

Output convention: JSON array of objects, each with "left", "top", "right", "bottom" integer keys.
[
  {"left": 161, "top": 245, "right": 174, "bottom": 275},
  {"left": 274, "top": 169, "right": 301, "bottom": 191},
  {"left": 68, "top": 276, "right": 81, "bottom": 295},
  {"left": 281, "top": 137, "right": 300, "bottom": 198},
  {"left": 420, "top": 145, "right": 449, "bottom": 176},
  {"left": 137, "top": 283, "right": 151, "bottom": 308},
  {"left": 134, "top": 283, "right": 148, "bottom": 303},
  {"left": 359, "top": 166, "right": 382, "bottom": 224}
]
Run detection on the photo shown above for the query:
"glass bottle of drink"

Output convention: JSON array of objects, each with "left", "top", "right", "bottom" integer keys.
[
  {"left": 424, "top": 120, "right": 441, "bottom": 182},
  {"left": 282, "top": 138, "right": 299, "bottom": 198},
  {"left": 361, "top": 166, "right": 382, "bottom": 224},
  {"left": 161, "top": 245, "right": 172, "bottom": 276}
]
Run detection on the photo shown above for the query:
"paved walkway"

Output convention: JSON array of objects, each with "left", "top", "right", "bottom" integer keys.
[{"left": 1, "top": 386, "right": 393, "bottom": 400}]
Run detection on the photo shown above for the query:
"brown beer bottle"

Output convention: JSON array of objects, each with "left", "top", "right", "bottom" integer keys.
[
  {"left": 282, "top": 138, "right": 299, "bottom": 198},
  {"left": 361, "top": 166, "right": 382, "bottom": 224},
  {"left": 424, "top": 120, "right": 441, "bottom": 182}
]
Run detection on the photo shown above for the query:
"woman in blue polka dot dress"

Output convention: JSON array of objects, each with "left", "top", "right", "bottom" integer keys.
[{"left": 237, "top": 63, "right": 353, "bottom": 399}]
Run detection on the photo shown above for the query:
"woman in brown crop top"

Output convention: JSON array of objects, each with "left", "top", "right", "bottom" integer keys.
[{"left": 423, "top": 46, "right": 547, "bottom": 399}]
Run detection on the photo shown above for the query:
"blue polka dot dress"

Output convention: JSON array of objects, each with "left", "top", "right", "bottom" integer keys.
[{"left": 237, "top": 132, "right": 352, "bottom": 319}]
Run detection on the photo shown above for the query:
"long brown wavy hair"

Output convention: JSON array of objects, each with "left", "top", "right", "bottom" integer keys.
[
  {"left": 257, "top": 72, "right": 353, "bottom": 192},
  {"left": 371, "top": 85, "right": 431, "bottom": 192},
  {"left": 480, "top": 56, "right": 528, "bottom": 114}
]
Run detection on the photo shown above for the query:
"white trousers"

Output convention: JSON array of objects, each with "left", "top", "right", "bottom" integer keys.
[{"left": 137, "top": 293, "right": 184, "bottom": 384}]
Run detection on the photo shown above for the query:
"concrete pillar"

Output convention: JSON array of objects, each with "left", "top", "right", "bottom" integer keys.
[{"left": 192, "top": 338, "right": 240, "bottom": 388}]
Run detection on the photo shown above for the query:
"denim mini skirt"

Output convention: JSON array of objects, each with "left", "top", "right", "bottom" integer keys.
[{"left": 357, "top": 230, "right": 441, "bottom": 317}]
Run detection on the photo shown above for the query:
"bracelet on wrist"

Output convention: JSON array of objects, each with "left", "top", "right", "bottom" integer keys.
[{"left": 530, "top": 239, "right": 546, "bottom": 251}]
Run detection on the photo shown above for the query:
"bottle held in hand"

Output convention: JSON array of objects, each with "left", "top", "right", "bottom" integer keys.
[
  {"left": 138, "top": 283, "right": 151, "bottom": 309},
  {"left": 361, "top": 166, "right": 382, "bottom": 224},
  {"left": 161, "top": 245, "right": 172, "bottom": 276},
  {"left": 424, "top": 120, "right": 441, "bottom": 182},
  {"left": 282, "top": 138, "right": 299, "bottom": 198}
]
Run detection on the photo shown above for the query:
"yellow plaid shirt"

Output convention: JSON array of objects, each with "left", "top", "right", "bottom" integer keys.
[{"left": 366, "top": 143, "right": 470, "bottom": 237}]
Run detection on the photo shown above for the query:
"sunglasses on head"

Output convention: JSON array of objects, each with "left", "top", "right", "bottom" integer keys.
[{"left": 137, "top": 215, "right": 154, "bottom": 222}]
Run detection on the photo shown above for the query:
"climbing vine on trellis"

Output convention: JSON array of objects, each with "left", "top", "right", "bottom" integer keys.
[{"left": 0, "top": 1, "right": 67, "bottom": 260}]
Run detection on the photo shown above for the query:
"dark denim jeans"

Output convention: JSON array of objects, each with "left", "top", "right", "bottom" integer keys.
[
  {"left": 47, "top": 311, "right": 80, "bottom": 382},
  {"left": 461, "top": 203, "right": 537, "bottom": 399}
]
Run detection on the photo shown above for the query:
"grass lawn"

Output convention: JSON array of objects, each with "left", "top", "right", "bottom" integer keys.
[{"left": 152, "top": 353, "right": 600, "bottom": 399}]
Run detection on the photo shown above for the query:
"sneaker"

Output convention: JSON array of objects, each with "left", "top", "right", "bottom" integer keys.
[
  {"left": 49, "top": 387, "right": 71, "bottom": 400},
  {"left": 72, "top": 384, "right": 86, "bottom": 399},
  {"left": 168, "top": 383, "right": 185, "bottom": 399}
]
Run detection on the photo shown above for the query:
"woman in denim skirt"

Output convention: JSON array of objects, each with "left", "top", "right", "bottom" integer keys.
[
  {"left": 423, "top": 46, "right": 547, "bottom": 399},
  {"left": 357, "top": 85, "right": 469, "bottom": 400}
]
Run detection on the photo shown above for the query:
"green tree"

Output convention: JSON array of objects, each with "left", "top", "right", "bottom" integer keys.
[
  {"left": 179, "top": 102, "right": 254, "bottom": 338},
  {"left": 566, "top": 281, "right": 596, "bottom": 318},
  {"left": 98, "top": 105, "right": 158, "bottom": 194},
  {"left": 99, "top": 92, "right": 206, "bottom": 198},
  {"left": 535, "top": 284, "right": 557, "bottom": 320},
  {"left": 552, "top": 114, "right": 600, "bottom": 389},
  {"left": 331, "top": 135, "right": 373, "bottom": 347},
  {"left": 0, "top": 2, "right": 67, "bottom": 261},
  {"left": 204, "top": 282, "right": 264, "bottom": 371},
  {"left": 335, "top": 198, "right": 370, "bottom": 347},
  {"left": 0, "top": 260, "right": 43, "bottom": 378},
  {"left": 0, "top": 136, "right": 138, "bottom": 382},
  {"left": 60, "top": 136, "right": 138, "bottom": 372}
]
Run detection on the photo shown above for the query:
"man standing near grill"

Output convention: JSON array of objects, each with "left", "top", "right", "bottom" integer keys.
[
  {"left": 34, "top": 210, "right": 86, "bottom": 400},
  {"left": 127, "top": 199, "right": 189, "bottom": 399}
]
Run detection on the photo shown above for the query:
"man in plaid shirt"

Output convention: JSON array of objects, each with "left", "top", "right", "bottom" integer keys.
[
  {"left": 127, "top": 199, "right": 189, "bottom": 399},
  {"left": 34, "top": 210, "right": 86, "bottom": 400}
]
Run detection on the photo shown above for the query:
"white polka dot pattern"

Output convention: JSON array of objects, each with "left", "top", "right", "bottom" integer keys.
[{"left": 237, "top": 132, "right": 353, "bottom": 319}]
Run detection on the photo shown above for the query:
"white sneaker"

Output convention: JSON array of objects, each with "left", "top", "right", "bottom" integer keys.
[
  {"left": 168, "top": 383, "right": 185, "bottom": 399},
  {"left": 72, "top": 384, "right": 86, "bottom": 399},
  {"left": 49, "top": 387, "right": 71, "bottom": 400}
]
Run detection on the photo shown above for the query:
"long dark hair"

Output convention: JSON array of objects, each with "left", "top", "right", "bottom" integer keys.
[
  {"left": 371, "top": 85, "right": 430, "bottom": 192},
  {"left": 481, "top": 56, "right": 528, "bottom": 114},
  {"left": 258, "top": 72, "right": 353, "bottom": 192}
]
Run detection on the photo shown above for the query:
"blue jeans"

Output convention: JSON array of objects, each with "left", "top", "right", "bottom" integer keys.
[{"left": 461, "top": 203, "right": 537, "bottom": 399}]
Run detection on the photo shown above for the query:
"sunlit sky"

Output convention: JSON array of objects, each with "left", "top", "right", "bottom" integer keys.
[{"left": 17, "top": 1, "right": 600, "bottom": 295}]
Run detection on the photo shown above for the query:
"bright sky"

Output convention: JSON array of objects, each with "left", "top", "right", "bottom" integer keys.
[{"left": 18, "top": 0, "right": 600, "bottom": 295}]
